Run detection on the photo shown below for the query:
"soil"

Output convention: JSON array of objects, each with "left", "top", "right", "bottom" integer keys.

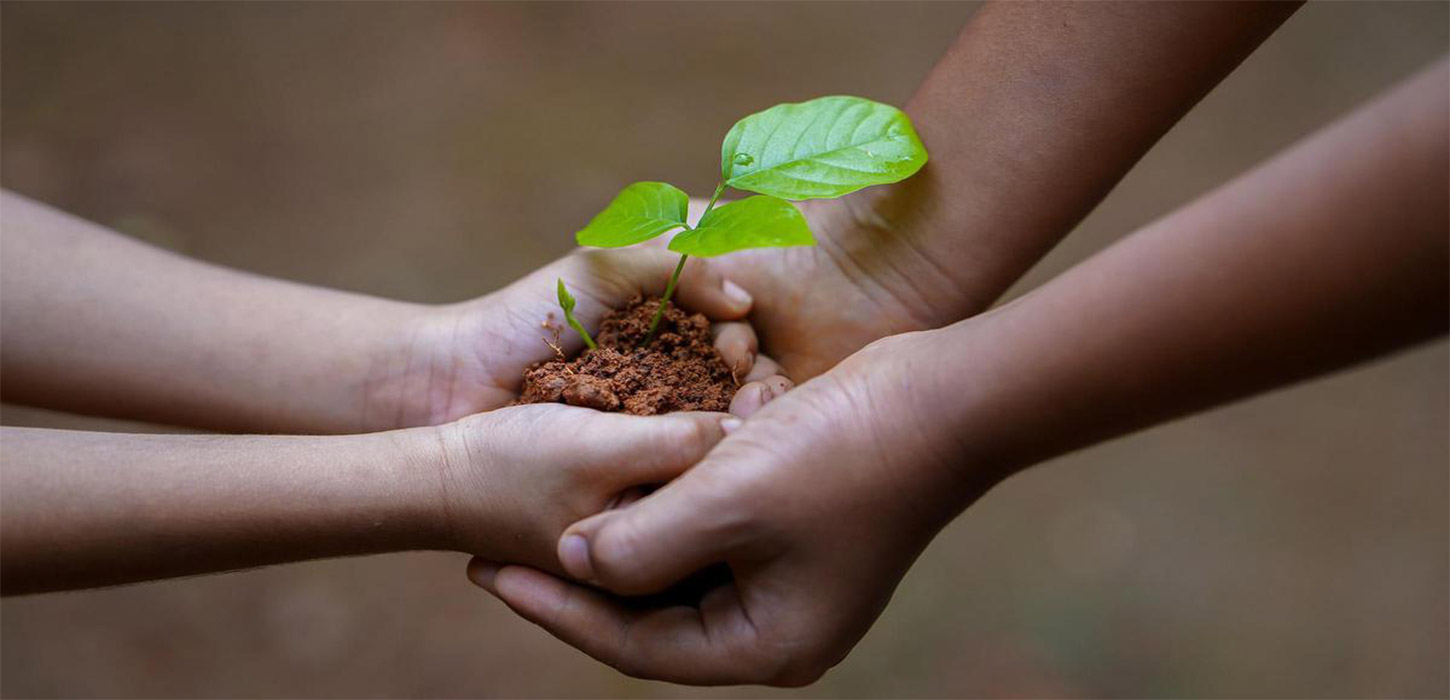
[{"left": 516, "top": 296, "right": 737, "bottom": 415}]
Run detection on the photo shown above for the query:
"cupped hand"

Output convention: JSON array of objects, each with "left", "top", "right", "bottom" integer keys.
[
  {"left": 366, "top": 247, "right": 787, "bottom": 429},
  {"left": 430, "top": 403, "right": 741, "bottom": 575},
  {"left": 465, "top": 329, "right": 1006, "bottom": 685}
]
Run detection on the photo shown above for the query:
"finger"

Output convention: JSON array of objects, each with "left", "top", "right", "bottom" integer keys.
[
  {"left": 575, "top": 409, "right": 734, "bottom": 485},
  {"left": 728, "top": 374, "right": 794, "bottom": 418},
  {"left": 671, "top": 258, "right": 752, "bottom": 321},
  {"left": 485, "top": 565, "right": 769, "bottom": 685},
  {"left": 712, "top": 321, "right": 757, "bottom": 380},
  {"left": 557, "top": 474, "right": 742, "bottom": 596},
  {"left": 744, "top": 354, "right": 783, "bottom": 383},
  {"left": 466, "top": 557, "right": 501, "bottom": 592}
]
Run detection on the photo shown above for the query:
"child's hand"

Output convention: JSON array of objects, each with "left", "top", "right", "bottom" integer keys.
[
  {"left": 426, "top": 403, "right": 737, "bottom": 574},
  {"left": 367, "top": 247, "right": 787, "bottom": 429}
]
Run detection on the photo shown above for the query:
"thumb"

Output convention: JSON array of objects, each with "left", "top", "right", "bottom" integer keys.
[
  {"left": 669, "top": 255, "right": 753, "bottom": 322},
  {"left": 558, "top": 477, "right": 740, "bottom": 597}
]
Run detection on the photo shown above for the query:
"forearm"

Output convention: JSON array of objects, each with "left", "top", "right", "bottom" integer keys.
[
  {"left": 0, "top": 192, "right": 430, "bottom": 433},
  {"left": 855, "top": 1, "right": 1300, "bottom": 320},
  {"left": 934, "top": 59, "right": 1447, "bottom": 473},
  {"left": 0, "top": 426, "right": 446, "bottom": 595}
]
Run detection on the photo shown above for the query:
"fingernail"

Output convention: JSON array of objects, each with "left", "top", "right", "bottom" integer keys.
[
  {"left": 466, "top": 559, "right": 499, "bottom": 590},
  {"left": 721, "top": 417, "right": 743, "bottom": 434},
  {"left": 559, "top": 533, "right": 595, "bottom": 582},
  {"left": 723, "top": 280, "right": 753, "bottom": 309}
]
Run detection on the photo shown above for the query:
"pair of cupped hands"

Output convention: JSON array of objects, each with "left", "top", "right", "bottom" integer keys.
[{"left": 408, "top": 196, "right": 983, "bottom": 686}]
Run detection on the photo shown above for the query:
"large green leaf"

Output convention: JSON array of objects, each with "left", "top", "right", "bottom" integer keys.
[
  {"left": 575, "top": 181, "right": 690, "bottom": 248},
  {"left": 720, "top": 95, "right": 928, "bottom": 201},
  {"left": 668, "top": 196, "right": 814, "bottom": 257}
]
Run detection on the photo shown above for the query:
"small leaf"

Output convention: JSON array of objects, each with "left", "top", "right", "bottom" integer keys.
[
  {"left": 556, "top": 278, "right": 575, "bottom": 313},
  {"left": 575, "top": 182, "right": 690, "bottom": 248},
  {"left": 556, "top": 278, "right": 595, "bottom": 350},
  {"left": 668, "top": 196, "right": 814, "bottom": 258},
  {"left": 720, "top": 95, "right": 928, "bottom": 200}
]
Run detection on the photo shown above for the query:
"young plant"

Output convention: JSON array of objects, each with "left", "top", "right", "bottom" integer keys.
[
  {"left": 567, "top": 95, "right": 929, "bottom": 346},
  {"left": 556, "top": 278, "right": 596, "bottom": 350}
]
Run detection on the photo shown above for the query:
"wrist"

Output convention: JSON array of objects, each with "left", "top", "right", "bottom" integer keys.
[
  {"left": 356, "top": 424, "right": 461, "bottom": 551},
  {"left": 851, "top": 324, "right": 1033, "bottom": 524},
  {"left": 356, "top": 302, "right": 471, "bottom": 431},
  {"left": 917, "top": 309, "right": 1055, "bottom": 484},
  {"left": 806, "top": 182, "right": 999, "bottom": 338}
]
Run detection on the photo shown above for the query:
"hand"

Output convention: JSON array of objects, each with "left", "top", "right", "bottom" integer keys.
[
  {"left": 365, "top": 247, "right": 785, "bottom": 429},
  {"left": 693, "top": 194, "right": 969, "bottom": 382},
  {"left": 465, "top": 330, "right": 1001, "bottom": 685},
  {"left": 431, "top": 403, "right": 740, "bottom": 575}
]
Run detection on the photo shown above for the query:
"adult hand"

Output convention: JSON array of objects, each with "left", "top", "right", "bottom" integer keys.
[{"left": 466, "top": 330, "right": 994, "bottom": 685}]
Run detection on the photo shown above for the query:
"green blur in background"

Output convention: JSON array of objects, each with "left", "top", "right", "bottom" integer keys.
[{"left": 1, "top": 2, "right": 1446, "bottom": 697}]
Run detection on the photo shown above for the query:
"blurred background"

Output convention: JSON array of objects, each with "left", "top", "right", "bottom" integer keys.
[{"left": 1, "top": 2, "right": 1445, "bottom": 697}]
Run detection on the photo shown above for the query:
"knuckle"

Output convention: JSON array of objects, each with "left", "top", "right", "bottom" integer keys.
[
  {"left": 591, "top": 521, "right": 647, "bottom": 589},
  {"left": 670, "top": 416, "right": 718, "bottom": 461}
]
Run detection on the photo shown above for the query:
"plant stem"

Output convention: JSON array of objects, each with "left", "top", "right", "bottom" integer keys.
[
  {"left": 642, "top": 253, "right": 688, "bottom": 346},
  {"left": 641, "top": 182, "right": 726, "bottom": 347},
  {"left": 703, "top": 181, "right": 726, "bottom": 213}
]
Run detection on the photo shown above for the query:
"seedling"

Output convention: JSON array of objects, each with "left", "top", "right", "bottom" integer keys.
[
  {"left": 556, "top": 278, "right": 596, "bottom": 350},
  {"left": 566, "top": 95, "right": 929, "bottom": 346}
]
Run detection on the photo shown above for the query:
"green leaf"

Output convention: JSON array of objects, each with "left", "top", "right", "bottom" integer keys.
[
  {"left": 556, "top": 277, "right": 576, "bottom": 313},
  {"left": 575, "top": 181, "right": 690, "bottom": 248},
  {"left": 720, "top": 95, "right": 928, "bottom": 200},
  {"left": 668, "top": 196, "right": 814, "bottom": 257},
  {"left": 556, "top": 278, "right": 595, "bottom": 350}
]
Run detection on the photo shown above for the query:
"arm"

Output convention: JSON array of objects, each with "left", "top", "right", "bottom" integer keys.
[
  {"left": 0, "top": 426, "right": 439, "bottom": 594},
  {"left": 0, "top": 192, "right": 423, "bottom": 433},
  {"left": 714, "top": 0, "right": 1302, "bottom": 379},
  {"left": 0, "top": 192, "right": 758, "bottom": 432},
  {"left": 470, "top": 59, "right": 1447, "bottom": 685},
  {"left": 932, "top": 57, "right": 1448, "bottom": 470},
  {"left": 0, "top": 406, "right": 735, "bottom": 595}
]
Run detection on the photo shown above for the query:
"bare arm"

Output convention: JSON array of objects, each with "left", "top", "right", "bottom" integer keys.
[
  {"left": 0, "top": 426, "right": 439, "bottom": 595},
  {"left": 884, "top": 0, "right": 1307, "bottom": 314},
  {"left": 0, "top": 193, "right": 424, "bottom": 433},
  {"left": 719, "top": 0, "right": 1302, "bottom": 378},
  {"left": 939, "top": 56, "right": 1448, "bottom": 470}
]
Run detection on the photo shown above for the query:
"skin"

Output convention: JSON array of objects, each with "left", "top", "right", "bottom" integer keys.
[
  {"left": 0, "top": 191, "right": 782, "bottom": 434},
  {"left": 469, "top": 59, "right": 1449, "bottom": 686},
  {"left": 0, "top": 405, "right": 738, "bottom": 595},
  {"left": 705, "top": 1, "right": 1302, "bottom": 381}
]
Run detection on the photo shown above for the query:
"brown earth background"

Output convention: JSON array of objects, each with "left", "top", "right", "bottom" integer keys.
[{"left": 1, "top": 2, "right": 1446, "bottom": 697}]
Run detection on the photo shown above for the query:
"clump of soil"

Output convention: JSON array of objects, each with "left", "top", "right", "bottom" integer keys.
[{"left": 516, "top": 296, "right": 737, "bottom": 415}]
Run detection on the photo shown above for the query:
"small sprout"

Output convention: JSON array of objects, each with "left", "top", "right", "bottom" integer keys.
[
  {"left": 556, "top": 278, "right": 596, "bottom": 350},
  {"left": 565, "top": 95, "right": 929, "bottom": 347}
]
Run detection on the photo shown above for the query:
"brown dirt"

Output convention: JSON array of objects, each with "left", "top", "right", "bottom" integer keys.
[{"left": 516, "top": 296, "right": 737, "bottom": 415}]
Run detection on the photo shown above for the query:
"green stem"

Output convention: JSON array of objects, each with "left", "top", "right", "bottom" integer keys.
[
  {"left": 566, "top": 313, "right": 597, "bottom": 350},
  {"left": 640, "top": 182, "right": 727, "bottom": 347},
  {"left": 703, "top": 181, "right": 726, "bottom": 213},
  {"left": 642, "top": 252, "right": 688, "bottom": 346}
]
